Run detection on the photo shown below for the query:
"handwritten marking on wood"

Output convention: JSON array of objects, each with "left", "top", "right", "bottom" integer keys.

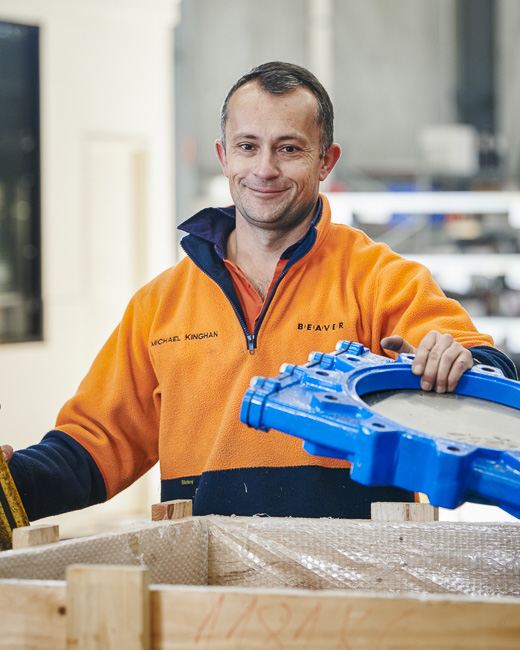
[{"left": 151, "top": 587, "right": 520, "bottom": 649}]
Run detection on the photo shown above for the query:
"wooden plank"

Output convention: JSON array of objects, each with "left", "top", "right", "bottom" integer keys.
[
  {"left": 12, "top": 525, "right": 60, "bottom": 550},
  {"left": 66, "top": 565, "right": 150, "bottom": 650},
  {"left": 151, "top": 499, "right": 193, "bottom": 521},
  {"left": 0, "top": 578, "right": 518, "bottom": 649},
  {"left": 371, "top": 501, "right": 439, "bottom": 521},
  {"left": 150, "top": 585, "right": 520, "bottom": 649},
  {"left": 0, "top": 579, "right": 66, "bottom": 649}
]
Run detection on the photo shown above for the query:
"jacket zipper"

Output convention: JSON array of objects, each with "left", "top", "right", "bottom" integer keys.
[
  {"left": 246, "top": 334, "right": 256, "bottom": 354},
  {"left": 248, "top": 262, "right": 295, "bottom": 353},
  {"left": 180, "top": 240, "right": 254, "bottom": 352},
  {"left": 181, "top": 230, "right": 315, "bottom": 355}
]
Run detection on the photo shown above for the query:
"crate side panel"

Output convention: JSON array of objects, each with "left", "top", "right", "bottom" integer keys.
[
  {"left": 0, "top": 519, "right": 208, "bottom": 585},
  {"left": 150, "top": 586, "right": 520, "bottom": 650},
  {"left": 206, "top": 516, "right": 520, "bottom": 597}
]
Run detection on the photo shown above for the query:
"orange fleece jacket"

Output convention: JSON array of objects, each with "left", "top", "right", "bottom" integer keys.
[{"left": 55, "top": 195, "right": 495, "bottom": 500}]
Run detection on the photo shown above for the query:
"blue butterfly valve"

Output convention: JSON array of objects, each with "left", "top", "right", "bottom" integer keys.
[{"left": 241, "top": 341, "right": 520, "bottom": 518}]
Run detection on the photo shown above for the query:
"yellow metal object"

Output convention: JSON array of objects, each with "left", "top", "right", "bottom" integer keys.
[{"left": 0, "top": 450, "right": 29, "bottom": 550}]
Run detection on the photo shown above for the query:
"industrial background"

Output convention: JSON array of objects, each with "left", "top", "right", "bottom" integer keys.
[{"left": 0, "top": 0, "right": 519, "bottom": 534}]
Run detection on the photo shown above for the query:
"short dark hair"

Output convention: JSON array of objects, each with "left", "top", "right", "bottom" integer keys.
[{"left": 220, "top": 61, "right": 334, "bottom": 157}]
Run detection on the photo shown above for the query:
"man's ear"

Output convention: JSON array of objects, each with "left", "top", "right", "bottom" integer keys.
[
  {"left": 215, "top": 139, "right": 229, "bottom": 177},
  {"left": 319, "top": 143, "right": 342, "bottom": 182}
]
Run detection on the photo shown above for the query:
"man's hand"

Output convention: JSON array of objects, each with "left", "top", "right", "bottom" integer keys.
[
  {"left": 1, "top": 445, "right": 13, "bottom": 463},
  {"left": 380, "top": 330, "right": 473, "bottom": 393}
]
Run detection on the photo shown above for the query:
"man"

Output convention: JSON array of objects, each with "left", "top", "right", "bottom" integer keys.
[{"left": 4, "top": 62, "right": 516, "bottom": 521}]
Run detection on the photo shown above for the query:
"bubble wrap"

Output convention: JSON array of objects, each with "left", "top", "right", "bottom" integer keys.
[
  {"left": 0, "top": 516, "right": 518, "bottom": 599},
  {"left": 205, "top": 516, "right": 520, "bottom": 597},
  {"left": 0, "top": 519, "right": 207, "bottom": 585}
]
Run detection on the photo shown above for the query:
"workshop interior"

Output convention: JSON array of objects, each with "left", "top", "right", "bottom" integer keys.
[{"left": 1, "top": 0, "right": 520, "bottom": 538}]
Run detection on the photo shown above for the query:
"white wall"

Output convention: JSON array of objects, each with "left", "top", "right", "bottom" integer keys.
[{"left": 0, "top": 0, "right": 178, "bottom": 533}]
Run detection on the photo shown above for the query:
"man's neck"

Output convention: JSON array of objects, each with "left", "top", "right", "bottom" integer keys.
[{"left": 226, "top": 212, "right": 314, "bottom": 300}]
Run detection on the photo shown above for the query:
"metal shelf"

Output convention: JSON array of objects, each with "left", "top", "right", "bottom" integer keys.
[{"left": 326, "top": 190, "right": 520, "bottom": 226}]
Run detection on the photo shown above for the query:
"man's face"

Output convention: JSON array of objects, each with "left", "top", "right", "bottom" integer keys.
[{"left": 216, "top": 82, "right": 340, "bottom": 234}]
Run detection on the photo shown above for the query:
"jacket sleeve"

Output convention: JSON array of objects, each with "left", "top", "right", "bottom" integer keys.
[
  {"left": 9, "top": 431, "right": 107, "bottom": 521},
  {"left": 357, "top": 241, "right": 517, "bottom": 379},
  {"left": 11, "top": 288, "right": 161, "bottom": 521},
  {"left": 469, "top": 345, "right": 518, "bottom": 380}
]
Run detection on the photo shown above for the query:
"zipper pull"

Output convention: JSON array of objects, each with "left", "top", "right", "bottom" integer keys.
[{"left": 247, "top": 334, "right": 256, "bottom": 355}]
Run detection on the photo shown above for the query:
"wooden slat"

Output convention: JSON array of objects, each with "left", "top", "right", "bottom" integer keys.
[
  {"left": 151, "top": 499, "right": 193, "bottom": 521},
  {"left": 12, "top": 525, "right": 60, "bottom": 550},
  {"left": 0, "top": 580, "right": 66, "bottom": 649},
  {"left": 371, "top": 501, "right": 439, "bottom": 521},
  {"left": 0, "top": 579, "right": 518, "bottom": 649},
  {"left": 151, "top": 585, "right": 520, "bottom": 649},
  {"left": 66, "top": 565, "right": 150, "bottom": 650}
]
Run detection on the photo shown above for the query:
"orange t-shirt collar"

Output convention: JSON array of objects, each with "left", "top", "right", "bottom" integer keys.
[{"left": 224, "top": 258, "right": 288, "bottom": 334}]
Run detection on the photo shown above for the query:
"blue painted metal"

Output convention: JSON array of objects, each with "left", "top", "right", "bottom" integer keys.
[{"left": 241, "top": 340, "right": 520, "bottom": 518}]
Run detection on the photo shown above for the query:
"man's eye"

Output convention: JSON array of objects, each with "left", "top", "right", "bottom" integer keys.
[
  {"left": 240, "top": 143, "right": 255, "bottom": 151},
  {"left": 282, "top": 146, "right": 298, "bottom": 153}
]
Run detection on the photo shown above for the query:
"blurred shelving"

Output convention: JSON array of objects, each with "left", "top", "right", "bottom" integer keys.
[
  {"left": 327, "top": 191, "right": 520, "bottom": 372},
  {"left": 326, "top": 191, "right": 520, "bottom": 227}
]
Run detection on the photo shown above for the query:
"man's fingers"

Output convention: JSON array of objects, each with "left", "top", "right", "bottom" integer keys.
[
  {"left": 417, "top": 332, "right": 454, "bottom": 390},
  {"left": 445, "top": 348, "right": 473, "bottom": 392},
  {"left": 410, "top": 330, "right": 440, "bottom": 380},
  {"left": 417, "top": 333, "right": 472, "bottom": 392},
  {"left": 380, "top": 335, "right": 416, "bottom": 355},
  {"left": 382, "top": 331, "right": 472, "bottom": 393},
  {"left": 1, "top": 445, "right": 13, "bottom": 463}
]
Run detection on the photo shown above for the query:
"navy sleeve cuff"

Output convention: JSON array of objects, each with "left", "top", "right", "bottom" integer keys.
[
  {"left": 469, "top": 345, "right": 518, "bottom": 380},
  {"left": 8, "top": 430, "right": 107, "bottom": 521}
]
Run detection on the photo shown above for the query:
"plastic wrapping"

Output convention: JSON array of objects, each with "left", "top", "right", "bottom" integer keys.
[
  {"left": 205, "top": 516, "right": 520, "bottom": 597},
  {"left": 0, "top": 519, "right": 207, "bottom": 584},
  {"left": 0, "top": 516, "right": 518, "bottom": 599}
]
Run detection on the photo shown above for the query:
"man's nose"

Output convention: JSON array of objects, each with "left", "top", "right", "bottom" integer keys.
[{"left": 253, "top": 149, "right": 280, "bottom": 179}]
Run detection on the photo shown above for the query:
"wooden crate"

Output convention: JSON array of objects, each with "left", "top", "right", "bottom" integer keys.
[{"left": 0, "top": 503, "right": 518, "bottom": 649}]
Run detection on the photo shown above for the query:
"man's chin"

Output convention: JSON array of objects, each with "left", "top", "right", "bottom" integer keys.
[
  {"left": 242, "top": 213, "right": 285, "bottom": 229},
  {"left": 236, "top": 200, "right": 286, "bottom": 225}
]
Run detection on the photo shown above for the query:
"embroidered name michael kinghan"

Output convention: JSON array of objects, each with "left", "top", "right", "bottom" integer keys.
[{"left": 151, "top": 331, "right": 218, "bottom": 346}]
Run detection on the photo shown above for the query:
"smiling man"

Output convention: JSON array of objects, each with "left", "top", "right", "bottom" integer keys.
[
  {"left": 4, "top": 62, "right": 517, "bottom": 522},
  {"left": 216, "top": 79, "right": 340, "bottom": 305}
]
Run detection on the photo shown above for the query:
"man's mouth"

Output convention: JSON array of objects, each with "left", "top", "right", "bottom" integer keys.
[{"left": 245, "top": 186, "right": 289, "bottom": 195}]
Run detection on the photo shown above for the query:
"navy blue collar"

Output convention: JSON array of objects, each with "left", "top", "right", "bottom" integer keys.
[{"left": 178, "top": 198, "right": 323, "bottom": 261}]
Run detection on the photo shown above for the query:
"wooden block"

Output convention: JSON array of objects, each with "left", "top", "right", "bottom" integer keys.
[
  {"left": 371, "top": 501, "right": 439, "bottom": 521},
  {"left": 66, "top": 564, "right": 150, "bottom": 650},
  {"left": 151, "top": 498, "right": 193, "bottom": 521},
  {"left": 12, "top": 524, "right": 59, "bottom": 550}
]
